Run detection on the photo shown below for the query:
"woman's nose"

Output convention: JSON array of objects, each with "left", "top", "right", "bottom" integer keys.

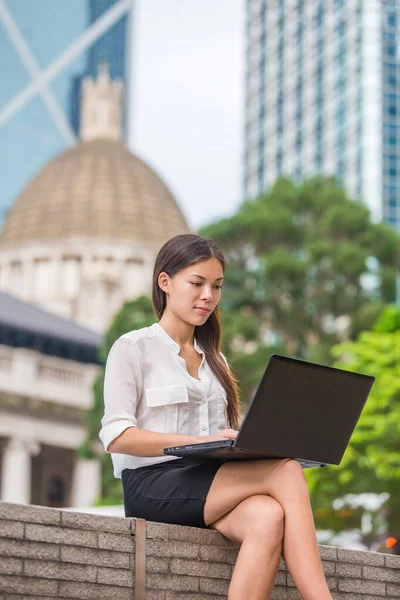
[{"left": 200, "top": 286, "right": 213, "bottom": 300}]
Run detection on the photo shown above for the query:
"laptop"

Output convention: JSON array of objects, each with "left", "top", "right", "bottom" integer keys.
[{"left": 164, "top": 354, "right": 374, "bottom": 468}]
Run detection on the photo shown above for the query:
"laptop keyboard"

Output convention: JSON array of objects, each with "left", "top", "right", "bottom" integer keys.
[{"left": 295, "top": 458, "right": 326, "bottom": 469}]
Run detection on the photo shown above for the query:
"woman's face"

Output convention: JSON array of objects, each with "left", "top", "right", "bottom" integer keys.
[{"left": 159, "top": 257, "right": 224, "bottom": 325}]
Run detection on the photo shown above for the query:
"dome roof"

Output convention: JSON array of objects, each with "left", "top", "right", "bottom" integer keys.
[{"left": 0, "top": 140, "right": 189, "bottom": 247}]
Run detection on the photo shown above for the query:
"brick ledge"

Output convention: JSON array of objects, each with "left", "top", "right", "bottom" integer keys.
[{"left": 0, "top": 502, "right": 400, "bottom": 599}]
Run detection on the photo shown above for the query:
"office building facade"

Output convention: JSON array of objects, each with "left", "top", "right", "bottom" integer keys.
[
  {"left": 0, "top": 0, "right": 133, "bottom": 225},
  {"left": 244, "top": 0, "right": 400, "bottom": 229}
]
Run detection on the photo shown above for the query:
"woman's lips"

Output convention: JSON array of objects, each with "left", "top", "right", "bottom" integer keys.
[{"left": 195, "top": 307, "right": 211, "bottom": 314}]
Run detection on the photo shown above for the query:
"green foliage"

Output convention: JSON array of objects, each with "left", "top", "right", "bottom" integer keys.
[
  {"left": 200, "top": 176, "right": 400, "bottom": 359},
  {"left": 83, "top": 296, "right": 156, "bottom": 504},
  {"left": 349, "top": 301, "right": 386, "bottom": 339},
  {"left": 373, "top": 304, "right": 400, "bottom": 333},
  {"left": 306, "top": 305, "right": 400, "bottom": 541}
]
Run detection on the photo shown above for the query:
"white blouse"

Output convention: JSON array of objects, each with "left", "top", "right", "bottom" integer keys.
[{"left": 99, "top": 322, "right": 229, "bottom": 478}]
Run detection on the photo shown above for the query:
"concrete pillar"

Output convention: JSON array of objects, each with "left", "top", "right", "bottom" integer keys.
[
  {"left": 1, "top": 437, "right": 40, "bottom": 504},
  {"left": 11, "top": 349, "right": 37, "bottom": 396},
  {"left": 70, "top": 458, "right": 102, "bottom": 507}
]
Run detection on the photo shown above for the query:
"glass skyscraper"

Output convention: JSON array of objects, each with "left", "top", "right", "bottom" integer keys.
[
  {"left": 0, "top": 0, "right": 133, "bottom": 225},
  {"left": 244, "top": 0, "right": 400, "bottom": 230}
]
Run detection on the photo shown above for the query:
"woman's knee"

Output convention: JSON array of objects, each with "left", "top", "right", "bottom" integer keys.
[
  {"left": 239, "top": 495, "right": 285, "bottom": 539},
  {"left": 273, "top": 458, "right": 308, "bottom": 487}
]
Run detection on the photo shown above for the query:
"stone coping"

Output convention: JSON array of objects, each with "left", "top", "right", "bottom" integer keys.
[{"left": 0, "top": 502, "right": 400, "bottom": 599}]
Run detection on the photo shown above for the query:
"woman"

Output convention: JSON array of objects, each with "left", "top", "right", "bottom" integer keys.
[{"left": 99, "top": 233, "right": 333, "bottom": 600}]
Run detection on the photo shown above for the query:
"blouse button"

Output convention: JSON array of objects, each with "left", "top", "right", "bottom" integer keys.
[
  {"left": 202, "top": 425, "right": 207, "bottom": 431},
  {"left": 202, "top": 398, "right": 207, "bottom": 404}
]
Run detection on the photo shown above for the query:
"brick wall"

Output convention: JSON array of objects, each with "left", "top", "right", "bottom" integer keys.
[{"left": 0, "top": 502, "right": 400, "bottom": 599}]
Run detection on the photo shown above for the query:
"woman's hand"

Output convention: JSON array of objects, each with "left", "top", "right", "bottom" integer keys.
[{"left": 207, "top": 428, "right": 238, "bottom": 442}]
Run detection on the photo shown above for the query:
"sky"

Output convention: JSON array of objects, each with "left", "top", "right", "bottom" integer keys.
[{"left": 131, "top": 0, "right": 245, "bottom": 231}]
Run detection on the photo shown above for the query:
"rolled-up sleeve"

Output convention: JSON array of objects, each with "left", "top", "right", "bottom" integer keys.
[{"left": 99, "top": 337, "right": 142, "bottom": 453}]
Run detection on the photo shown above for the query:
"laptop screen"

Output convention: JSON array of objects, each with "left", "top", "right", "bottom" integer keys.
[{"left": 235, "top": 355, "right": 374, "bottom": 464}]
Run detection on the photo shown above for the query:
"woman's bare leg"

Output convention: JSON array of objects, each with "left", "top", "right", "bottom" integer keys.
[
  {"left": 204, "top": 458, "right": 332, "bottom": 600},
  {"left": 209, "top": 495, "right": 284, "bottom": 600}
]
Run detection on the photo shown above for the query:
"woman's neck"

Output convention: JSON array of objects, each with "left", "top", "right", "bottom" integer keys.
[{"left": 158, "top": 313, "right": 195, "bottom": 350}]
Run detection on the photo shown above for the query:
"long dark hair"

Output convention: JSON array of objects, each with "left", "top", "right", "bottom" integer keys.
[{"left": 152, "top": 233, "right": 240, "bottom": 429}]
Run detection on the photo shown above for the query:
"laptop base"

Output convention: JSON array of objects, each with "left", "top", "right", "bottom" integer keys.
[{"left": 164, "top": 442, "right": 326, "bottom": 467}]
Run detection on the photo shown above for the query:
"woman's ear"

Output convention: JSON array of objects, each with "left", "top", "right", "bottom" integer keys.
[{"left": 158, "top": 271, "right": 170, "bottom": 294}]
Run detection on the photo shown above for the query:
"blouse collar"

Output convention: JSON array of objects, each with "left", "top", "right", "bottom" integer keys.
[{"left": 152, "top": 322, "right": 204, "bottom": 355}]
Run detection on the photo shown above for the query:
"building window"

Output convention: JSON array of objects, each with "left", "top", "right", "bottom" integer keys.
[
  {"left": 385, "top": 44, "right": 396, "bottom": 57},
  {"left": 47, "top": 476, "right": 66, "bottom": 508},
  {"left": 384, "top": 12, "right": 397, "bottom": 30}
]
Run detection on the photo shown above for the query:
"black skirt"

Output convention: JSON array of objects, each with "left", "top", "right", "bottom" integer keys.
[{"left": 122, "top": 457, "right": 225, "bottom": 528}]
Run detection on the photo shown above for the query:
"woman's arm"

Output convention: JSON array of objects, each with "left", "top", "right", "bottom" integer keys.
[{"left": 107, "top": 426, "right": 238, "bottom": 457}]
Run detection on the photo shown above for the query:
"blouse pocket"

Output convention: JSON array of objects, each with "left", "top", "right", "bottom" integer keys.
[{"left": 145, "top": 384, "right": 189, "bottom": 434}]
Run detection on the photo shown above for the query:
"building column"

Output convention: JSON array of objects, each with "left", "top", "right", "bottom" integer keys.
[
  {"left": 70, "top": 458, "right": 102, "bottom": 508},
  {"left": 1, "top": 437, "right": 40, "bottom": 504}
]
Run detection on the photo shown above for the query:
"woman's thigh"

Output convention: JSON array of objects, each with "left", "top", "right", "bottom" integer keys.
[{"left": 204, "top": 457, "right": 303, "bottom": 526}]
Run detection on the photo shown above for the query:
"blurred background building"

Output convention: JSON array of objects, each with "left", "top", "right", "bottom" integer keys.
[
  {"left": 0, "top": 0, "right": 133, "bottom": 228},
  {"left": 244, "top": 0, "right": 400, "bottom": 230},
  {"left": 0, "top": 290, "right": 102, "bottom": 508}
]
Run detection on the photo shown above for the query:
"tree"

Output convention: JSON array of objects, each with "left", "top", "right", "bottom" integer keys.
[
  {"left": 82, "top": 296, "right": 156, "bottom": 505},
  {"left": 306, "top": 306, "right": 400, "bottom": 546},
  {"left": 199, "top": 176, "right": 400, "bottom": 361}
]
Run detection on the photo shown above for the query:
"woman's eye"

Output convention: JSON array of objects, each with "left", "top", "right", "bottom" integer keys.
[{"left": 190, "top": 282, "right": 222, "bottom": 290}]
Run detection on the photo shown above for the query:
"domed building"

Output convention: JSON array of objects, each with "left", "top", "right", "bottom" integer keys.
[{"left": 0, "top": 65, "right": 189, "bottom": 333}]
